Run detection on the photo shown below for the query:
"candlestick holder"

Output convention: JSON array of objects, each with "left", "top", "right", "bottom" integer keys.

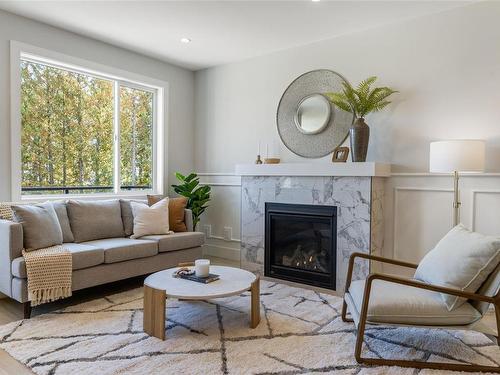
[{"left": 255, "top": 155, "right": 263, "bottom": 164}]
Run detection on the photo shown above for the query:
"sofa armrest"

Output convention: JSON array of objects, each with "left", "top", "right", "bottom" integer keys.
[
  {"left": 0, "top": 219, "right": 23, "bottom": 297},
  {"left": 184, "top": 209, "right": 194, "bottom": 232}
]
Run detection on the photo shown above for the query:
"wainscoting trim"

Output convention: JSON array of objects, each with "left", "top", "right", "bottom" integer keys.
[
  {"left": 199, "top": 182, "right": 241, "bottom": 187},
  {"left": 199, "top": 172, "right": 500, "bottom": 177},
  {"left": 206, "top": 234, "right": 241, "bottom": 243},
  {"left": 391, "top": 172, "right": 500, "bottom": 177},
  {"left": 392, "top": 187, "right": 454, "bottom": 260},
  {"left": 203, "top": 243, "right": 241, "bottom": 261},
  {"left": 197, "top": 172, "right": 500, "bottom": 187},
  {"left": 470, "top": 189, "right": 500, "bottom": 231}
]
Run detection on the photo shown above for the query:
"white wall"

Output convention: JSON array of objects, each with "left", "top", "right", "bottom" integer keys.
[
  {"left": 0, "top": 10, "right": 195, "bottom": 201},
  {"left": 194, "top": 1, "right": 500, "bottom": 264}
]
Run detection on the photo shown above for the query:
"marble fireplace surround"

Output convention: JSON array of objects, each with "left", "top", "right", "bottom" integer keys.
[{"left": 237, "top": 163, "right": 389, "bottom": 292}]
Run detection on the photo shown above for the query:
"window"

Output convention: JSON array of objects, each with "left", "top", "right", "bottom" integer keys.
[
  {"left": 119, "top": 86, "right": 154, "bottom": 191},
  {"left": 11, "top": 42, "right": 165, "bottom": 200}
]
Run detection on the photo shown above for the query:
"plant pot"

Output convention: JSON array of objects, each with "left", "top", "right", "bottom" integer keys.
[{"left": 350, "top": 117, "right": 370, "bottom": 162}]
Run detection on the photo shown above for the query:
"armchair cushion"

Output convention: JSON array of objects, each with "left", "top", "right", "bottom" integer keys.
[
  {"left": 347, "top": 279, "right": 482, "bottom": 326},
  {"left": 414, "top": 224, "right": 500, "bottom": 311}
]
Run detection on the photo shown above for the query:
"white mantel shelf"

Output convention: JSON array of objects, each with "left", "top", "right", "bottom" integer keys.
[{"left": 235, "top": 162, "right": 391, "bottom": 177}]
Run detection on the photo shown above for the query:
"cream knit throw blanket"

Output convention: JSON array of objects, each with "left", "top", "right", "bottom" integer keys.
[
  {"left": 22, "top": 246, "right": 72, "bottom": 306},
  {"left": 1, "top": 203, "right": 73, "bottom": 306}
]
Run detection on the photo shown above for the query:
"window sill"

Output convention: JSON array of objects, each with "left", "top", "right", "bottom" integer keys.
[{"left": 18, "top": 191, "right": 160, "bottom": 202}]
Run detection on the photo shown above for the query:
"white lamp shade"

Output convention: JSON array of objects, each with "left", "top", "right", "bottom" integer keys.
[{"left": 430, "top": 140, "right": 485, "bottom": 173}]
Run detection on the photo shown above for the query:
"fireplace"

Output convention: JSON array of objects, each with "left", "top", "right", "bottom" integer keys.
[{"left": 265, "top": 202, "right": 337, "bottom": 289}]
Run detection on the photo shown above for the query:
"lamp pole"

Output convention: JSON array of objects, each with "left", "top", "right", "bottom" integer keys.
[{"left": 453, "top": 170, "right": 461, "bottom": 226}]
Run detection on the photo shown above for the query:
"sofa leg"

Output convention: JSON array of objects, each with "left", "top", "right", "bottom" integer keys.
[{"left": 23, "top": 302, "right": 32, "bottom": 319}]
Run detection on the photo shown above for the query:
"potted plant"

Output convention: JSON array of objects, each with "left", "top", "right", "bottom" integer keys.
[
  {"left": 326, "top": 76, "right": 397, "bottom": 162},
  {"left": 172, "top": 172, "right": 211, "bottom": 230}
]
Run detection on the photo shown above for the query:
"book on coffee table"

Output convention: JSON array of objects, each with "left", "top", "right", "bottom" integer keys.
[{"left": 175, "top": 273, "right": 220, "bottom": 284}]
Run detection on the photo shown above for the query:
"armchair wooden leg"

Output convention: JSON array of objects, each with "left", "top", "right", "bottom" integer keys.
[
  {"left": 23, "top": 302, "right": 31, "bottom": 319},
  {"left": 495, "top": 302, "right": 500, "bottom": 347},
  {"left": 341, "top": 300, "right": 353, "bottom": 323}
]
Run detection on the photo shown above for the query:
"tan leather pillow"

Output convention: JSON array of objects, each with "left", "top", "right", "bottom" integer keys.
[{"left": 147, "top": 195, "right": 188, "bottom": 232}]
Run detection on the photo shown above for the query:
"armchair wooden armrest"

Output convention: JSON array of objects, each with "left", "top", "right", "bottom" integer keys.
[{"left": 345, "top": 252, "right": 418, "bottom": 291}]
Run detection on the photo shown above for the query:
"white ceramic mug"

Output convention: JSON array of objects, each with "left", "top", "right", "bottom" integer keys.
[{"left": 195, "top": 259, "right": 210, "bottom": 278}]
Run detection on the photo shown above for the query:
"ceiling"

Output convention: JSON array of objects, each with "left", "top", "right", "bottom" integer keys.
[{"left": 0, "top": 1, "right": 471, "bottom": 71}]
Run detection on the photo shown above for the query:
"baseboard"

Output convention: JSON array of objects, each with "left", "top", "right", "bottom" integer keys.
[{"left": 203, "top": 243, "right": 240, "bottom": 261}]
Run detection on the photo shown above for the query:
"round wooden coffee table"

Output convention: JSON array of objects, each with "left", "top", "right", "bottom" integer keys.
[{"left": 143, "top": 265, "right": 260, "bottom": 340}]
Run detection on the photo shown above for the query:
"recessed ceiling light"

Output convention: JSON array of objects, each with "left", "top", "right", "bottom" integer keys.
[
  {"left": 180, "top": 37, "right": 192, "bottom": 44},
  {"left": 311, "top": 0, "right": 320, "bottom": 2}
]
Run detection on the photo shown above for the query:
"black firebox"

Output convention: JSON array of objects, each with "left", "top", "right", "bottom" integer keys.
[{"left": 265, "top": 202, "right": 337, "bottom": 290}]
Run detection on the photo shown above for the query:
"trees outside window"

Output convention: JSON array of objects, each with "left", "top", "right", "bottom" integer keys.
[{"left": 20, "top": 59, "right": 155, "bottom": 196}]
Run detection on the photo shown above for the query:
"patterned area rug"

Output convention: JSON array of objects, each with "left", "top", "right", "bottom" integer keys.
[{"left": 0, "top": 280, "right": 499, "bottom": 375}]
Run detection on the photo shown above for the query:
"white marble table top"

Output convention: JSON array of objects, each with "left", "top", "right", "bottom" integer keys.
[{"left": 144, "top": 266, "right": 256, "bottom": 300}]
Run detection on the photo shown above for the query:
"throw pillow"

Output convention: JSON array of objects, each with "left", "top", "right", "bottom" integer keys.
[
  {"left": 131, "top": 198, "right": 171, "bottom": 239},
  {"left": 11, "top": 202, "right": 63, "bottom": 251},
  {"left": 414, "top": 224, "right": 500, "bottom": 310},
  {"left": 147, "top": 195, "right": 188, "bottom": 232},
  {"left": 0, "top": 203, "right": 14, "bottom": 221},
  {"left": 52, "top": 201, "right": 75, "bottom": 243},
  {"left": 67, "top": 200, "right": 125, "bottom": 243},
  {"left": 120, "top": 199, "right": 148, "bottom": 236}
]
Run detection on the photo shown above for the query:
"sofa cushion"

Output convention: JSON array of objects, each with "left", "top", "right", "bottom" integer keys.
[
  {"left": 347, "top": 279, "right": 482, "bottom": 326},
  {"left": 83, "top": 238, "right": 158, "bottom": 264},
  {"left": 11, "top": 202, "right": 63, "bottom": 251},
  {"left": 52, "top": 201, "right": 75, "bottom": 243},
  {"left": 142, "top": 232, "right": 205, "bottom": 253},
  {"left": 67, "top": 200, "right": 125, "bottom": 243},
  {"left": 11, "top": 243, "right": 104, "bottom": 278}
]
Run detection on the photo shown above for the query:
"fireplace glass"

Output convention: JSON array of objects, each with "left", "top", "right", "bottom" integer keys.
[{"left": 265, "top": 203, "right": 336, "bottom": 289}]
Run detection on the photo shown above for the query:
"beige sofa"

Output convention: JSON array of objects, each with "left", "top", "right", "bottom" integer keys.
[{"left": 0, "top": 199, "right": 204, "bottom": 318}]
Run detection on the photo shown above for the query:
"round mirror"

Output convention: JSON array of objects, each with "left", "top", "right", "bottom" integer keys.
[
  {"left": 294, "top": 94, "right": 331, "bottom": 135},
  {"left": 277, "top": 69, "right": 353, "bottom": 158}
]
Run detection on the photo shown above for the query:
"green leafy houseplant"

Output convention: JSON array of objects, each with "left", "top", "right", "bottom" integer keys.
[
  {"left": 172, "top": 172, "right": 211, "bottom": 230},
  {"left": 325, "top": 76, "right": 397, "bottom": 119},
  {"left": 325, "top": 76, "right": 398, "bottom": 162}
]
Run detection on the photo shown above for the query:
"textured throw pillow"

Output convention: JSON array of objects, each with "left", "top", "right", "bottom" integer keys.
[
  {"left": 52, "top": 201, "right": 75, "bottom": 243},
  {"left": 67, "top": 200, "right": 125, "bottom": 243},
  {"left": 131, "top": 198, "right": 171, "bottom": 239},
  {"left": 148, "top": 195, "right": 188, "bottom": 232},
  {"left": 11, "top": 202, "right": 63, "bottom": 251},
  {"left": 415, "top": 224, "right": 500, "bottom": 311}
]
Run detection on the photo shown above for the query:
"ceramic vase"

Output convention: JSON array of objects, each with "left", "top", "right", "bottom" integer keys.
[{"left": 350, "top": 117, "right": 370, "bottom": 162}]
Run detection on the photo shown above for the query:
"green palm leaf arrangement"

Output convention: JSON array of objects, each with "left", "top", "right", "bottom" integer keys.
[
  {"left": 172, "top": 172, "right": 211, "bottom": 230},
  {"left": 325, "top": 76, "right": 398, "bottom": 119}
]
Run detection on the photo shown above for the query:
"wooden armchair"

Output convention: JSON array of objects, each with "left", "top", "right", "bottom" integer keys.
[{"left": 342, "top": 252, "right": 500, "bottom": 373}]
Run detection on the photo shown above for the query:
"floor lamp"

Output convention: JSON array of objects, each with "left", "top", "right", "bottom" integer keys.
[{"left": 429, "top": 140, "right": 485, "bottom": 227}]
